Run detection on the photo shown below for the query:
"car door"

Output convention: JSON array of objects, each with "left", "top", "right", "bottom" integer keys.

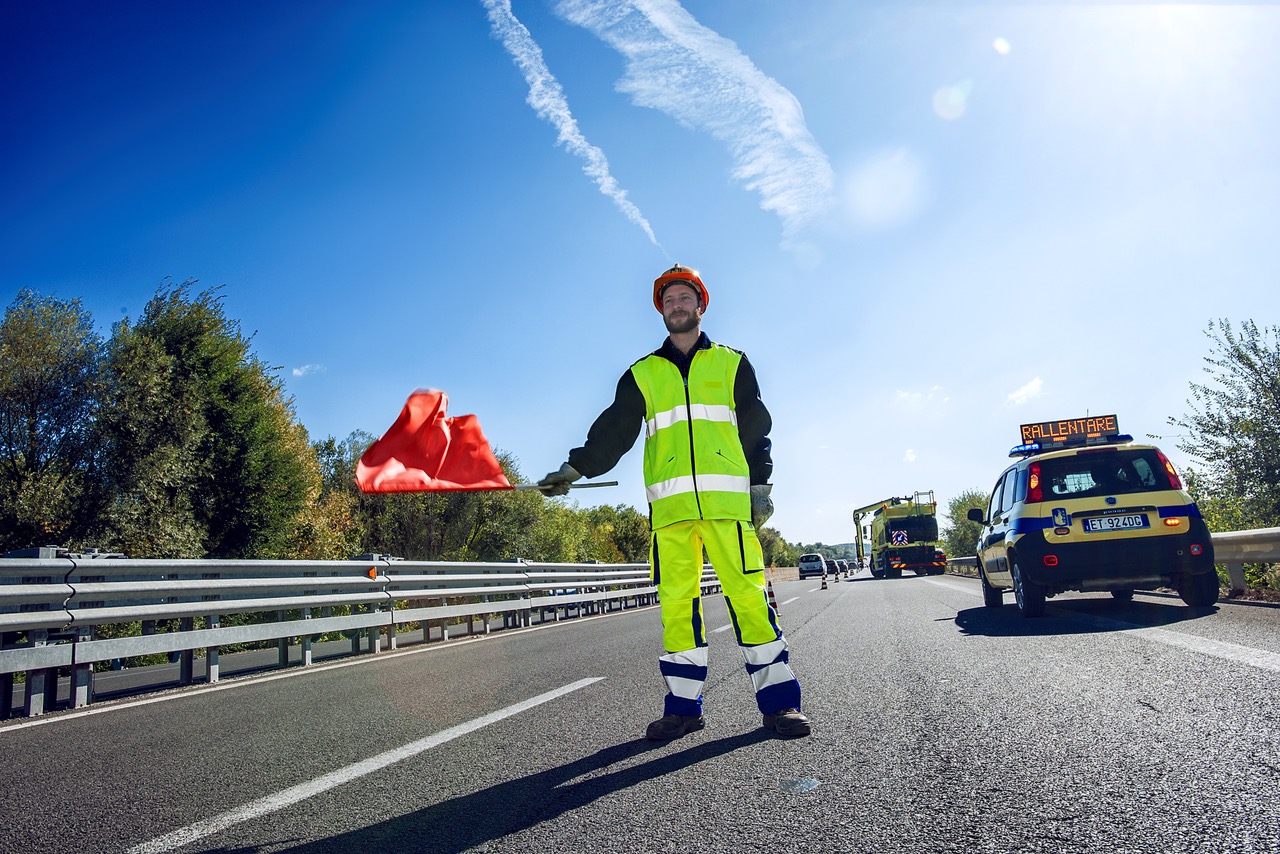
[{"left": 979, "top": 466, "right": 1017, "bottom": 585}]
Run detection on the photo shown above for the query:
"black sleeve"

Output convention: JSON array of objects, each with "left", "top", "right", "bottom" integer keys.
[
  {"left": 566, "top": 370, "right": 646, "bottom": 479},
  {"left": 734, "top": 354, "right": 773, "bottom": 485}
]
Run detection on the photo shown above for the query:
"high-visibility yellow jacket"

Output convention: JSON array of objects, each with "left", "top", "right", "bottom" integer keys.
[{"left": 567, "top": 333, "right": 773, "bottom": 528}]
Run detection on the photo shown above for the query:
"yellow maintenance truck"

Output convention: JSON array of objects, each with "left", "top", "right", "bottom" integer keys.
[{"left": 853, "top": 491, "right": 947, "bottom": 578}]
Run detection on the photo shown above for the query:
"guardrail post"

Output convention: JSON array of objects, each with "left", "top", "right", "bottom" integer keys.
[
  {"left": 277, "top": 611, "right": 289, "bottom": 667},
  {"left": 206, "top": 615, "right": 220, "bottom": 683},
  {"left": 2, "top": 632, "right": 15, "bottom": 718},
  {"left": 369, "top": 606, "right": 382, "bottom": 654},
  {"left": 179, "top": 617, "right": 194, "bottom": 685},
  {"left": 302, "top": 607, "right": 313, "bottom": 666},
  {"left": 72, "top": 624, "right": 93, "bottom": 708},
  {"left": 1224, "top": 562, "right": 1248, "bottom": 595},
  {"left": 23, "top": 629, "right": 50, "bottom": 716}
]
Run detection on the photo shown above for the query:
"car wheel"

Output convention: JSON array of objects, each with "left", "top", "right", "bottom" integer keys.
[
  {"left": 1011, "top": 559, "right": 1046, "bottom": 618},
  {"left": 1178, "top": 570, "right": 1220, "bottom": 608},
  {"left": 979, "top": 567, "right": 1004, "bottom": 608},
  {"left": 1111, "top": 589, "right": 1135, "bottom": 601}
]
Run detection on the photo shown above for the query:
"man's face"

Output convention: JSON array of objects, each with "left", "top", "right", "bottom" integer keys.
[{"left": 661, "top": 283, "right": 702, "bottom": 334}]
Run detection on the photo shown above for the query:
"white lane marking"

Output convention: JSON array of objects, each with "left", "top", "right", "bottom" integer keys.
[
  {"left": 925, "top": 578, "right": 983, "bottom": 597},
  {"left": 1076, "top": 616, "right": 1280, "bottom": 674},
  {"left": 126, "top": 677, "right": 604, "bottom": 854},
  {"left": 925, "top": 577, "right": 1280, "bottom": 674},
  {"left": 780, "top": 597, "right": 800, "bottom": 606},
  {"left": 712, "top": 624, "right": 733, "bottom": 633}
]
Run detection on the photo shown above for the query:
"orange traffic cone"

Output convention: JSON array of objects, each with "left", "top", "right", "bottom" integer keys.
[
  {"left": 766, "top": 578, "right": 779, "bottom": 614},
  {"left": 821, "top": 573, "right": 828, "bottom": 590}
]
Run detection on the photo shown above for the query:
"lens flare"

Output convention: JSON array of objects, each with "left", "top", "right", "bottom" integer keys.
[{"left": 932, "top": 80, "right": 973, "bottom": 120}]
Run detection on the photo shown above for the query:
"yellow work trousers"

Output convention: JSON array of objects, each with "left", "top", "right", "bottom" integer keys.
[
  {"left": 651, "top": 519, "right": 801, "bottom": 716},
  {"left": 650, "top": 518, "right": 777, "bottom": 651}
]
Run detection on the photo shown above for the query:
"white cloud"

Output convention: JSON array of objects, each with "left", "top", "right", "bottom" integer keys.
[
  {"left": 292, "top": 364, "right": 326, "bottom": 378},
  {"left": 483, "top": 0, "right": 661, "bottom": 248},
  {"left": 555, "top": 0, "right": 834, "bottom": 241},
  {"left": 903, "top": 449, "right": 917, "bottom": 463},
  {"left": 1007, "top": 377, "right": 1043, "bottom": 406}
]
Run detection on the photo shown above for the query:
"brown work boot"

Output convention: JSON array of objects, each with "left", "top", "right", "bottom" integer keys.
[
  {"left": 645, "top": 713, "right": 705, "bottom": 741},
  {"left": 762, "top": 708, "right": 811, "bottom": 737}
]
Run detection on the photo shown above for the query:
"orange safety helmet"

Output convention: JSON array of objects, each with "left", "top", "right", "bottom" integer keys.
[{"left": 652, "top": 264, "right": 710, "bottom": 313}]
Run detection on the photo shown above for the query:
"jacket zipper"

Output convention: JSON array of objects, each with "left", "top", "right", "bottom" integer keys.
[{"left": 683, "top": 367, "right": 704, "bottom": 519}]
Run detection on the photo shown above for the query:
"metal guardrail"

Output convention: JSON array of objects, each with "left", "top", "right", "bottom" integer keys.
[
  {"left": 1211, "top": 527, "right": 1280, "bottom": 592},
  {"left": 0, "top": 555, "right": 723, "bottom": 718},
  {"left": 944, "top": 528, "right": 1280, "bottom": 593}
]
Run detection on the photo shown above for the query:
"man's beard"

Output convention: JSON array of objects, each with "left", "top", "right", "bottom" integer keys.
[{"left": 664, "top": 310, "right": 699, "bottom": 334}]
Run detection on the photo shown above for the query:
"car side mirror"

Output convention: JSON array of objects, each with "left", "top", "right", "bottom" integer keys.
[{"left": 966, "top": 507, "right": 985, "bottom": 524}]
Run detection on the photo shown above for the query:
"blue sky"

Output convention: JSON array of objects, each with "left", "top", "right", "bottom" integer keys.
[{"left": 3, "top": 1, "right": 1276, "bottom": 546}]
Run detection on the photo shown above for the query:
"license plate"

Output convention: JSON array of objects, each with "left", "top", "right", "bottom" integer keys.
[{"left": 1082, "top": 514, "right": 1149, "bottom": 533}]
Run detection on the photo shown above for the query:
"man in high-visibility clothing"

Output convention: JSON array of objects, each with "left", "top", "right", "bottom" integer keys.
[{"left": 538, "top": 265, "right": 810, "bottom": 740}]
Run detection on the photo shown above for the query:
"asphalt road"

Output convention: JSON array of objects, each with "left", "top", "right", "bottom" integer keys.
[{"left": 3, "top": 571, "right": 1279, "bottom": 854}]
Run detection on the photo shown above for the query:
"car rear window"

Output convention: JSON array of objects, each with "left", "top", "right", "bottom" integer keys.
[{"left": 1041, "top": 449, "right": 1168, "bottom": 498}]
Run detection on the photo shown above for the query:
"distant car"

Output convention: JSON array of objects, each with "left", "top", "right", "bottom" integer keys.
[
  {"left": 835, "top": 558, "right": 849, "bottom": 575},
  {"left": 824, "top": 559, "right": 838, "bottom": 577},
  {"left": 798, "top": 553, "right": 826, "bottom": 579},
  {"left": 969, "top": 416, "right": 1218, "bottom": 617}
]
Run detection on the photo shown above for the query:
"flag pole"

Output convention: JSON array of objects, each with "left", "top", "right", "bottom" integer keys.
[{"left": 513, "top": 481, "right": 619, "bottom": 491}]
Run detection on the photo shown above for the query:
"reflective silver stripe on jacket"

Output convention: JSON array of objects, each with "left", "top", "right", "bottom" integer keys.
[
  {"left": 645, "top": 473, "right": 751, "bottom": 504},
  {"left": 645, "top": 403, "right": 737, "bottom": 438}
]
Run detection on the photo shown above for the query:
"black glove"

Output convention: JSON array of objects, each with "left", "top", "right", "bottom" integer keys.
[
  {"left": 537, "top": 462, "right": 581, "bottom": 497},
  {"left": 750, "top": 484, "right": 774, "bottom": 527}
]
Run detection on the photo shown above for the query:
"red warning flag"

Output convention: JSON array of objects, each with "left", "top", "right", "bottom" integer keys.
[{"left": 356, "top": 390, "right": 513, "bottom": 493}]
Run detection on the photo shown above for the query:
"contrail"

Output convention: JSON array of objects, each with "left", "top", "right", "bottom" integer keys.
[
  {"left": 554, "top": 0, "right": 835, "bottom": 241},
  {"left": 482, "top": 0, "right": 662, "bottom": 249}
]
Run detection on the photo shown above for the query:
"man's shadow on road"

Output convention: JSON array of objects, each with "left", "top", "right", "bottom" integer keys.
[{"left": 240, "top": 729, "right": 771, "bottom": 854}]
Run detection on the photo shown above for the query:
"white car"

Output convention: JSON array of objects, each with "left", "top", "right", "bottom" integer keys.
[{"left": 797, "top": 553, "right": 826, "bottom": 579}]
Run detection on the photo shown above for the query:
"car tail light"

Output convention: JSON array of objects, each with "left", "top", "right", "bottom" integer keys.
[
  {"left": 1164, "top": 518, "right": 1182, "bottom": 527},
  {"left": 1027, "top": 462, "right": 1042, "bottom": 503},
  {"left": 1155, "top": 449, "right": 1183, "bottom": 490},
  {"left": 1043, "top": 554, "right": 1059, "bottom": 566}
]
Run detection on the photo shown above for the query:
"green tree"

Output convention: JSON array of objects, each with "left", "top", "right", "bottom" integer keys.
[
  {"left": 1169, "top": 319, "right": 1280, "bottom": 529},
  {"left": 941, "top": 488, "right": 987, "bottom": 558},
  {"left": 0, "top": 289, "right": 103, "bottom": 551},
  {"left": 756, "top": 526, "right": 798, "bottom": 567},
  {"left": 586, "top": 504, "right": 650, "bottom": 562},
  {"left": 92, "top": 281, "right": 317, "bottom": 558}
]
